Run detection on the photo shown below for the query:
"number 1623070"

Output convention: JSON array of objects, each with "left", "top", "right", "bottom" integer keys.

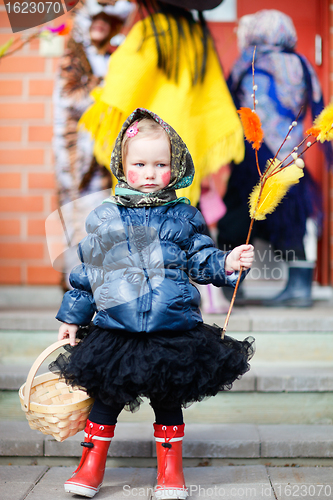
[
  {"left": 5, "top": 2, "right": 61, "bottom": 14},
  {"left": 273, "top": 484, "right": 332, "bottom": 497}
]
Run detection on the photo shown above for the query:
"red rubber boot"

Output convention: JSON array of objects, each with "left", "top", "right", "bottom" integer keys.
[
  {"left": 154, "top": 423, "right": 188, "bottom": 500},
  {"left": 64, "top": 419, "right": 115, "bottom": 498}
]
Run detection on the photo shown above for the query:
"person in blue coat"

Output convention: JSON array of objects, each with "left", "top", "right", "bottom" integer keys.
[
  {"left": 52, "top": 108, "right": 254, "bottom": 499},
  {"left": 218, "top": 10, "right": 324, "bottom": 307}
]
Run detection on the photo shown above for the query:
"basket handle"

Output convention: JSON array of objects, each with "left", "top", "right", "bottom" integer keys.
[{"left": 23, "top": 339, "right": 77, "bottom": 412}]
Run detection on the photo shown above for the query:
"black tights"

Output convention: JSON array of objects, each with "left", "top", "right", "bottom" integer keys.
[{"left": 89, "top": 398, "right": 183, "bottom": 426}]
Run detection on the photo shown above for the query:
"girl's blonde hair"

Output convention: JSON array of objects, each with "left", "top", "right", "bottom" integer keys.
[{"left": 121, "top": 118, "right": 170, "bottom": 163}]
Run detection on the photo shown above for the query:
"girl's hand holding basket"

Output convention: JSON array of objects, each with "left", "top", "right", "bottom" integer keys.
[{"left": 58, "top": 322, "right": 79, "bottom": 346}]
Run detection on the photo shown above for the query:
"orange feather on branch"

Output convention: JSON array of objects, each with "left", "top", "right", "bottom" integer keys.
[{"left": 237, "top": 107, "right": 264, "bottom": 150}]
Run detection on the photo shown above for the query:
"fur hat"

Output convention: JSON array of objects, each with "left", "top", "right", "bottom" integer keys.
[{"left": 86, "top": 0, "right": 135, "bottom": 20}]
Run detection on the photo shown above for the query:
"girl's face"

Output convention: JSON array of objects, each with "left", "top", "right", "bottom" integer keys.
[
  {"left": 123, "top": 133, "right": 171, "bottom": 193},
  {"left": 90, "top": 15, "right": 112, "bottom": 45}
]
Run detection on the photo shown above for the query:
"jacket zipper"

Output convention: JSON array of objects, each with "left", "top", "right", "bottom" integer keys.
[{"left": 142, "top": 207, "right": 151, "bottom": 332}]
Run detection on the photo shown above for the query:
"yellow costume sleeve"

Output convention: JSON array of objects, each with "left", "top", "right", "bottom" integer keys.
[{"left": 79, "top": 14, "right": 244, "bottom": 206}]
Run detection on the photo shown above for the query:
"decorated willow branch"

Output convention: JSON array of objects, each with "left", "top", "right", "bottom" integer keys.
[
  {"left": 0, "top": 22, "right": 71, "bottom": 59},
  {"left": 221, "top": 52, "right": 333, "bottom": 338}
]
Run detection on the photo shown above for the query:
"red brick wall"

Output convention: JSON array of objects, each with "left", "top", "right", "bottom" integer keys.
[
  {"left": 0, "top": 0, "right": 64, "bottom": 285},
  {"left": 0, "top": 1, "right": 333, "bottom": 285}
]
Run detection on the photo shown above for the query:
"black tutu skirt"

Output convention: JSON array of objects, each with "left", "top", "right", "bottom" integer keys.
[{"left": 49, "top": 323, "right": 255, "bottom": 412}]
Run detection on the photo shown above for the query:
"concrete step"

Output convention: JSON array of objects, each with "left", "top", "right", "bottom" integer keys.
[
  {"left": 2, "top": 362, "right": 333, "bottom": 392},
  {"left": 1, "top": 281, "right": 332, "bottom": 306},
  {"left": 0, "top": 309, "right": 59, "bottom": 331},
  {"left": 2, "top": 389, "right": 333, "bottom": 426},
  {"left": 1, "top": 305, "right": 333, "bottom": 332},
  {"left": 1, "top": 327, "right": 333, "bottom": 363},
  {"left": 1, "top": 285, "right": 333, "bottom": 332},
  {"left": 2, "top": 464, "right": 333, "bottom": 500},
  {"left": 0, "top": 286, "right": 63, "bottom": 308},
  {"left": 1, "top": 421, "right": 333, "bottom": 466},
  {"left": 1, "top": 331, "right": 333, "bottom": 392}
]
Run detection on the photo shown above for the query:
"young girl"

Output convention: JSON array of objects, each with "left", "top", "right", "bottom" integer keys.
[{"left": 53, "top": 108, "right": 255, "bottom": 499}]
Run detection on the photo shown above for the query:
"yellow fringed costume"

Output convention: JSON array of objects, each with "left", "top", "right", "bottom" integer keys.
[{"left": 79, "top": 13, "right": 244, "bottom": 206}]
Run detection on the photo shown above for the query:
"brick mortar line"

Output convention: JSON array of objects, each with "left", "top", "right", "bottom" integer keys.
[
  {"left": 0, "top": 142, "right": 29, "bottom": 147},
  {"left": 22, "top": 261, "right": 27, "bottom": 283},
  {"left": 0, "top": 263, "right": 53, "bottom": 269},
  {"left": 45, "top": 100, "right": 53, "bottom": 122},
  {"left": 0, "top": 231, "right": 49, "bottom": 237},
  {"left": 44, "top": 148, "right": 53, "bottom": 165},
  {"left": 21, "top": 170, "right": 28, "bottom": 194},
  {"left": 0, "top": 97, "right": 52, "bottom": 101},
  {"left": 8, "top": 235, "right": 50, "bottom": 242},
  {"left": 0, "top": 75, "right": 55, "bottom": 80},
  {"left": 0, "top": 142, "right": 50, "bottom": 146},
  {"left": 0, "top": 185, "right": 56, "bottom": 188},
  {"left": 0, "top": 165, "right": 50, "bottom": 169},
  {"left": 20, "top": 214, "right": 27, "bottom": 239},
  {"left": 0, "top": 214, "right": 49, "bottom": 218},
  {"left": 0, "top": 75, "right": 53, "bottom": 80},
  {"left": 0, "top": 169, "right": 50, "bottom": 174},
  {"left": 21, "top": 214, "right": 28, "bottom": 238},
  {"left": 8, "top": 123, "right": 53, "bottom": 127},
  {"left": 22, "top": 122, "right": 29, "bottom": 144}
]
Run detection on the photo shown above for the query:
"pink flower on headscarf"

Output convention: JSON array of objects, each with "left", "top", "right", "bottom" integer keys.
[{"left": 126, "top": 122, "right": 139, "bottom": 138}]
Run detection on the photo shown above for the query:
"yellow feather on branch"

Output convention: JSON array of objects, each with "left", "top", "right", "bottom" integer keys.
[
  {"left": 222, "top": 50, "right": 333, "bottom": 337},
  {"left": 311, "top": 101, "right": 333, "bottom": 142},
  {"left": 249, "top": 159, "right": 304, "bottom": 220},
  {"left": 0, "top": 38, "right": 14, "bottom": 58}
]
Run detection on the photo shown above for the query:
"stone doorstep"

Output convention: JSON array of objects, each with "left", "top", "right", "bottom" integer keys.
[
  {"left": 2, "top": 465, "right": 333, "bottom": 500},
  {"left": 203, "top": 308, "right": 333, "bottom": 333},
  {"left": 0, "top": 286, "right": 63, "bottom": 308},
  {"left": 0, "top": 310, "right": 59, "bottom": 331},
  {"left": 1, "top": 283, "right": 332, "bottom": 305},
  {"left": 1, "top": 421, "right": 333, "bottom": 459},
  {"left": 1, "top": 305, "right": 333, "bottom": 332},
  {"left": 2, "top": 364, "right": 333, "bottom": 392}
]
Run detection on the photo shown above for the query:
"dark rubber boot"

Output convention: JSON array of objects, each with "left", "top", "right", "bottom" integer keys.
[{"left": 263, "top": 265, "right": 314, "bottom": 308}]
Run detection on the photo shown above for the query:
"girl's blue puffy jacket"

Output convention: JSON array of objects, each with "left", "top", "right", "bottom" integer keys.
[{"left": 56, "top": 200, "right": 244, "bottom": 333}]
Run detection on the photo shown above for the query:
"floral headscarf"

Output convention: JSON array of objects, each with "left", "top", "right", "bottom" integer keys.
[
  {"left": 229, "top": 9, "right": 323, "bottom": 157},
  {"left": 237, "top": 9, "right": 297, "bottom": 52},
  {"left": 109, "top": 108, "right": 194, "bottom": 207}
]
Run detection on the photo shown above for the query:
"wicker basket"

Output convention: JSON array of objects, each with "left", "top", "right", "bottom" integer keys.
[{"left": 18, "top": 339, "right": 94, "bottom": 442}]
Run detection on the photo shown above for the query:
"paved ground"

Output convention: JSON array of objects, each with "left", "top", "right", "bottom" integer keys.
[{"left": 2, "top": 464, "right": 333, "bottom": 500}]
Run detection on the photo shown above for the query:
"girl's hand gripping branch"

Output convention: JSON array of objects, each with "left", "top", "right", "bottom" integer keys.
[
  {"left": 225, "top": 244, "right": 254, "bottom": 273},
  {"left": 58, "top": 322, "right": 79, "bottom": 346}
]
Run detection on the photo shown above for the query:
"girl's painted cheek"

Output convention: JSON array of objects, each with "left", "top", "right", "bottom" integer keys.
[
  {"left": 161, "top": 171, "right": 171, "bottom": 186},
  {"left": 127, "top": 170, "right": 139, "bottom": 185}
]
